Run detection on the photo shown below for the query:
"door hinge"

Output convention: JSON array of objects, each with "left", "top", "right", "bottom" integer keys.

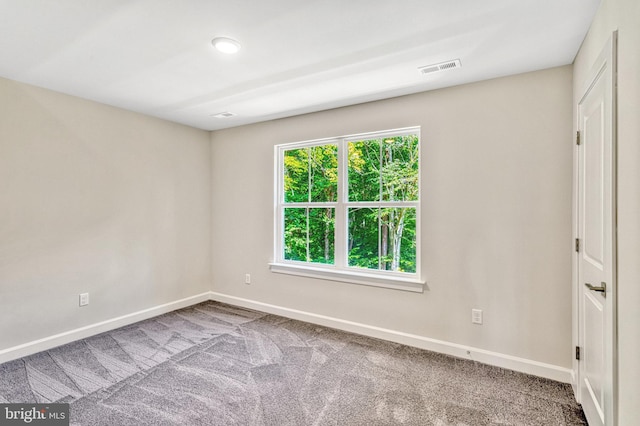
[
  {"left": 576, "top": 130, "right": 581, "bottom": 145},
  {"left": 575, "top": 238, "right": 580, "bottom": 253},
  {"left": 575, "top": 346, "right": 581, "bottom": 360}
]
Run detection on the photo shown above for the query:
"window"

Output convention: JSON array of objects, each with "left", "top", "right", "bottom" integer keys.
[{"left": 272, "top": 127, "right": 423, "bottom": 292}]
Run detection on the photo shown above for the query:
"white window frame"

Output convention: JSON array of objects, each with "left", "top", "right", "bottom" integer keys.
[{"left": 270, "top": 126, "right": 424, "bottom": 293}]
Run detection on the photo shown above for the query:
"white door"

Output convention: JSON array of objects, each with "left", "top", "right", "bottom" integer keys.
[{"left": 576, "top": 33, "right": 617, "bottom": 426}]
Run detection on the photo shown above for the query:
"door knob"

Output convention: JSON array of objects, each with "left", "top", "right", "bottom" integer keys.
[{"left": 585, "top": 282, "right": 607, "bottom": 297}]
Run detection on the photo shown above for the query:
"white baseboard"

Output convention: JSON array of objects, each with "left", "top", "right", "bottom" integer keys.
[
  {"left": 0, "top": 292, "right": 212, "bottom": 365},
  {"left": 0, "top": 290, "right": 574, "bottom": 385},
  {"left": 570, "top": 370, "right": 578, "bottom": 402},
  {"left": 209, "top": 292, "right": 574, "bottom": 384}
]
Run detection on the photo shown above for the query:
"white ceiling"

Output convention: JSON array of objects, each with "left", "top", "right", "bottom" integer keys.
[{"left": 0, "top": 0, "right": 600, "bottom": 131}]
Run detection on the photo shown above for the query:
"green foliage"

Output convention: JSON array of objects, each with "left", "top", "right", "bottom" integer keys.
[
  {"left": 348, "top": 135, "right": 419, "bottom": 202},
  {"left": 283, "top": 145, "right": 337, "bottom": 264},
  {"left": 348, "top": 140, "right": 381, "bottom": 201},
  {"left": 348, "top": 207, "right": 416, "bottom": 273},
  {"left": 310, "top": 145, "right": 338, "bottom": 202},
  {"left": 284, "top": 149, "right": 309, "bottom": 203},
  {"left": 381, "top": 135, "right": 419, "bottom": 202},
  {"left": 284, "top": 208, "right": 335, "bottom": 264},
  {"left": 348, "top": 207, "right": 379, "bottom": 269},
  {"left": 284, "top": 208, "right": 307, "bottom": 261},
  {"left": 283, "top": 134, "right": 419, "bottom": 273},
  {"left": 284, "top": 145, "right": 337, "bottom": 203}
]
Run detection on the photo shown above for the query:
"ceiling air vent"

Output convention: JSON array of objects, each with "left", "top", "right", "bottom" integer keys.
[
  {"left": 211, "top": 111, "right": 236, "bottom": 119},
  {"left": 418, "top": 59, "right": 461, "bottom": 75}
]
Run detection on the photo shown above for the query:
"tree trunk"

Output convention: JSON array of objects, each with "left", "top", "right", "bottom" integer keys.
[
  {"left": 391, "top": 211, "right": 405, "bottom": 271},
  {"left": 324, "top": 207, "right": 332, "bottom": 261},
  {"left": 381, "top": 212, "right": 389, "bottom": 270}
]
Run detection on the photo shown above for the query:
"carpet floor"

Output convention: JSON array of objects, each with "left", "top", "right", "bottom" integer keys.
[{"left": 0, "top": 301, "right": 587, "bottom": 425}]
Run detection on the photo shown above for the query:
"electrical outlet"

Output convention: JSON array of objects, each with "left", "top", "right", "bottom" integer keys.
[
  {"left": 471, "top": 309, "right": 483, "bottom": 324},
  {"left": 79, "top": 293, "right": 89, "bottom": 307},
  {"left": 245, "top": 274, "right": 251, "bottom": 285}
]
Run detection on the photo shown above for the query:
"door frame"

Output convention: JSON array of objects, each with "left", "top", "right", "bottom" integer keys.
[{"left": 572, "top": 31, "right": 618, "bottom": 425}]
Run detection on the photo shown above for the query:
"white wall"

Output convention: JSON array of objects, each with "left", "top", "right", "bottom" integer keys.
[
  {"left": 211, "top": 66, "right": 573, "bottom": 369},
  {"left": 572, "top": 0, "right": 640, "bottom": 423},
  {"left": 0, "top": 77, "right": 212, "bottom": 351}
]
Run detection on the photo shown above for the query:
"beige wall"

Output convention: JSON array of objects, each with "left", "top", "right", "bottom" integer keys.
[
  {"left": 573, "top": 0, "right": 640, "bottom": 423},
  {"left": 211, "top": 66, "right": 574, "bottom": 367},
  {"left": 0, "top": 63, "right": 578, "bottom": 380},
  {"left": 0, "top": 77, "right": 212, "bottom": 350}
]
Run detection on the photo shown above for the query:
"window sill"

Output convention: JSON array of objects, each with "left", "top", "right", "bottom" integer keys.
[{"left": 268, "top": 262, "right": 425, "bottom": 293}]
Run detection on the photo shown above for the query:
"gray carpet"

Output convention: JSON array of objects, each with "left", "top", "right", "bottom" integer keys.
[{"left": 0, "top": 301, "right": 587, "bottom": 425}]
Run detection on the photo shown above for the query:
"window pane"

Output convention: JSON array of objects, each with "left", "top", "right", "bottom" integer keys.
[
  {"left": 348, "top": 207, "right": 417, "bottom": 273},
  {"left": 348, "top": 139, "right": 381, "bottom": 201},
  {"left": 284, "top": 208, "right": 335, "bottom": 264},
  {"left": 308, "top": 208, "right": 335, "bottom": 264},
  {"left": 381, "top": 134, "right": 419, "bottom": 201},
  {"left": 284, "top": 208, "right": 307, "bottom": 261},
  {"left": 380, "top": 207, "right": 416, "bottom": 273},
  {"left": 310, "top": 144, "right": 338, "bottom": 202},
  {"left": 348, "top": 207, "right": 379, "bottom": 270},
  {"left": 284, "top": 148, "right": 309, "bottom": 203}
]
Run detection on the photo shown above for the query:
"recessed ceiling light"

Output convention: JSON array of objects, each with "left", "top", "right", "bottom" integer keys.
[
  {"left": 211, "top": 111, "right": 237, "bottom": 119},
  {"left": 211, "top": 37, "right": 241, "bottom": 54}
]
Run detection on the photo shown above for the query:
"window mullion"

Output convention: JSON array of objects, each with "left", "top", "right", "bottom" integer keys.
[
  {"left": 307, "top": 147, "right": 311, "bottom": 203},
  {"left": 306, "top": 148, "right": 311, "bottom": 262},
  {"left": 377, "top": 207, "right": 382, "bottom": 270},
  {"left": 334, "top": 138, "right": 347, "bottom": 269},
  {"left": 276, "top": 146, "right": 284, "bottom": 262},
  {"left": 378, "top": 140, "right": 383, "bottom": 270},
  {"left": 305, "top": 207, "right": 310, "bottom": 262}
]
